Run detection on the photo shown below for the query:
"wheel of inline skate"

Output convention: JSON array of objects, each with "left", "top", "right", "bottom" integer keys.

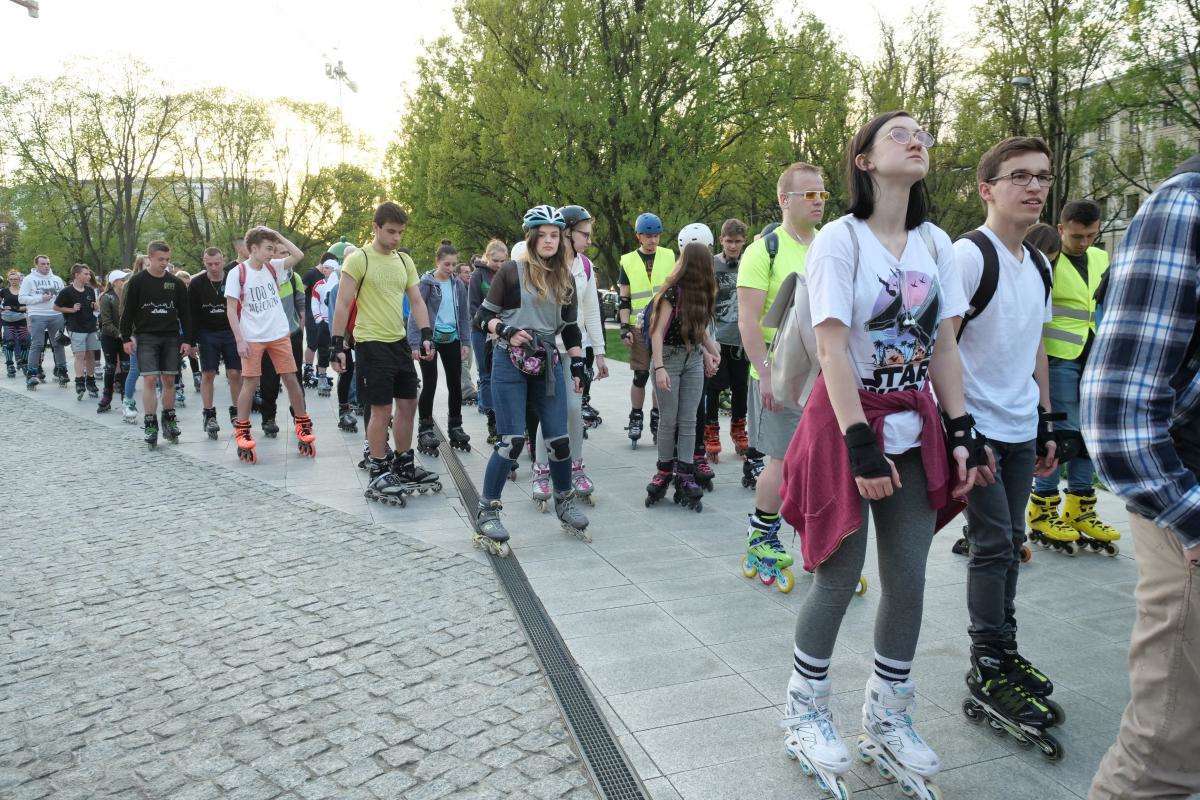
[
  {"left": 856, "top": 576, "right": 868, "bottom": 596},
  {"left": 758, "top": 571, "right": 776, "bottom": 587},
  {"left": 962, "top": 698, "right": 982, "bottom": 721},
  {"left": 1105, "top": 543, "right": 1119, "bottom": 556},
  {"left": 1042, "top": 736, "right": 1064, "bottom": 761},
  {"left": 536, "top": 500, "right": 548, "bottom": 513},
  {"left": 1043, "top": 696, "right": 1066, "bottom": 725},
  {"left": 926, "top": 784, "right": 944, "bottom": 800},
  {"left": 1062, "top": 541, "right": 1077, "bottom": 556},
  {"left": 833, "top": 777, "right": 851, "bottom": 800},
  {"left": 900, "top": 781, "right": 916, "bottom": 798},
  {"left": 741, "top": 557, "right": 758, "bottom": 579},
  {"left": 876, "top": 763, "right": 893, "bottom": 781},
  {"left": 988, "top": 718, "right": 1005, "bottom": 734},
  {"left": 777, "top": 568, "right": 795, "bottom": 594},
  {"left": 797, "top": 758, "right": 813, "bottom": 778}
]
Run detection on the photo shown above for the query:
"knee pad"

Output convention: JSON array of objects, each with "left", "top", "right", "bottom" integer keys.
[
  {"left": 496, "top": 435, "right": 525, "bottom": 462},
  {"left": 547, "top": 435, "right": 571, "bottom": 462},
  {"left": 633, "top": 369, "right": 650, "bottom": 388}
]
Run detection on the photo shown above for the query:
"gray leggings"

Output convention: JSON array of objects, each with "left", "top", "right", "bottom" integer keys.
[
  {"left": 652, "top": 345, "right": 705, "bottom": 464},
  {"left": 793, "top": 449, "right": 937, "bottom": 662},
  {"left": 27, "top": 314, "right": 66, "bottom": 372}
]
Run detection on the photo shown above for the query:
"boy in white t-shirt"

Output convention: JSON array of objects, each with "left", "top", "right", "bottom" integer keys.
[
  {"left": 955, "top": 137, "right": 1063, "bottom": 738},
  {"left": 225, "top": 226, "right": 312, "bottom": 462}
]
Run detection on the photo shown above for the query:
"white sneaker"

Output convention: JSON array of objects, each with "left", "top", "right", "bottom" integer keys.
[
  {"left": 862, "top": 674, "right": 940, "bottom": 777},
  {"left": 781, "top": 674, "right": 852, "bottom": 774}
]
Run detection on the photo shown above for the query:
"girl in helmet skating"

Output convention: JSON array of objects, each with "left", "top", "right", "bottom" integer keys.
[
  {"left": 471, "top": 206, "right": 591, "bottom": 553},
  {"left": 644, "top": 227, "right": 721, "bottom": 512},
  {"left": 527, "top": 206, "right": 609, "bottom": 509}
]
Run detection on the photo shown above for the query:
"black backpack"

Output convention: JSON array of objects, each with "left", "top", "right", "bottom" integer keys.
[{"left": 956, "top": 229, "right": 1053, "bottom": 341}]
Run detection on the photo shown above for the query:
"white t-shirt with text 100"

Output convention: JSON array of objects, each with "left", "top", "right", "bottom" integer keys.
[
  {"left": 805, "top": 214, "right": 968, "bottom": 453},
  {"left": 225, "top": 258, "right": 291, "bottom": 343},
  {"left": 954, "top": 226, "right": 1053, "bottom": 444}
]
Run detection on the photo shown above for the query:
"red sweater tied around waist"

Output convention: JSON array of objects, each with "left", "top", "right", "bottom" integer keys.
[{"left": 779, "top": 374, "right": 966, "bottom": 571}]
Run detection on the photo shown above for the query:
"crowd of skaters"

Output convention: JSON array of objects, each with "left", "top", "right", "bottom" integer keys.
[{"left": 2, "top": 117, "right": 1198, "bottom": 800}]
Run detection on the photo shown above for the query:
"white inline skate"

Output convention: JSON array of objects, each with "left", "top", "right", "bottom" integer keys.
[
  {"left": 858, "top": 675, "right": 942, "bottom": 800},
  {"left": 781, "top": 674, "right": 853, "bottom": 799}
]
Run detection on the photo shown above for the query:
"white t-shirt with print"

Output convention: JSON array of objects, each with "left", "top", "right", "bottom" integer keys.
[
  {"left": 954, "top": 226, "right": 1053, "bottom": 443},
  {"left": 225, "top": 258, "right": 291, "bottom": 343},
  {"left": 806, "top": 214, "right": 968, "bottom": 453}
]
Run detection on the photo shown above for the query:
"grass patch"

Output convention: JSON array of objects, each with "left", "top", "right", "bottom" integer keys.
[{"left": 603, "top": 325, "right": 630, "bottom": 362}]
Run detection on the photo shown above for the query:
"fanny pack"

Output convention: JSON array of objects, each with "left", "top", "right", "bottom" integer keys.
[
  {"left": 433, "top": 323, "right": 458, "bottom": 344},
  {"left": 1, "top": 311, "right": 26, "bottom": 323},
  {"left": 508, "top": 331, "right": 561, "bottom": 396}
]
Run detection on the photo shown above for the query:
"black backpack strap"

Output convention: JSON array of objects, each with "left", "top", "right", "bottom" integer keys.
[
  {"left": 1022, "top": 242, "right": 1053, "bottom": 303},
  {"left": 765, "top": 231, "right": 779, "bottom": 271},
  {"left": 957, "top": 229, "right": 999, "bottom": 341}
]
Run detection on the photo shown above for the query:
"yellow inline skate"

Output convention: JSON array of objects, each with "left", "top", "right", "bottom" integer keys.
[
  {"left": 1061, "top": 492, "right": 1120, "bottom": 556},
  {"left": 1026, "top": 493, "right": 1080, "bottom": 556}
]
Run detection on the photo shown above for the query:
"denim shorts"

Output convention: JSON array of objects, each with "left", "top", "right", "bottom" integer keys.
[
  {"left": 135, "top": 333, "right": 181, "bottom": 377},
  {"left": 69, "top": 330, "right": 100, "bottom": 353}
]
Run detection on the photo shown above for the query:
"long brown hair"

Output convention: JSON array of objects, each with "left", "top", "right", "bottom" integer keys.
[
  {"left": 519, "top": 227, "right": 574, "bottom": 304},
  {"left": 650, "top": 243, "right": 716, "bottom": 347}
]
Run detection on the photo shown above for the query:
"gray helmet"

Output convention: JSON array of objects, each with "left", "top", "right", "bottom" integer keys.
[{"left": 557, "top": 205, "right": 592, "bottom": 229}]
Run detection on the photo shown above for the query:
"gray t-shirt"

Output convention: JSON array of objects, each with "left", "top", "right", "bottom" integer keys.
[{"left": 713, "top": 253, "right": 741, "bottom": 346}]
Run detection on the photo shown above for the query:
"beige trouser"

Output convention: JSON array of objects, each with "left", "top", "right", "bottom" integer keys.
[{"left": 1089, "top": 513, "right": 1200, "bottom": 800}]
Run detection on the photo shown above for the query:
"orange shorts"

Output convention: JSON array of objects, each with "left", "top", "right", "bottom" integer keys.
[{"left": 241, "top": 336, "right": 296, "bottom": 379}]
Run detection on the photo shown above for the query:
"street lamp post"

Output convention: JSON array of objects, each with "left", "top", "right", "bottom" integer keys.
[{"left": 1010, "top": 75, "right": 1033, "bottom": 136}]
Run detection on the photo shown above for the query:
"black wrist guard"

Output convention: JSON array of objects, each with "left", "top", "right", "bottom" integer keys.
[
  {"left": 496, "top": 324, "right": 517, "bottom": 343},
  {"left": 570, "top": 356, "right": 587, "bottom": 383},
  {"left": 843, "top": 423, "right": 889, "bottom": 479},
  {"left": 331, "top": 335, "right": 346, "bottom": 355},
  {"left": 1037, "top": 407, "right": 1066, "bottom": 458},
  {"left": 620, "top": 323, "right": 632, "bottom": 337},
  {"left": 420, "top": 327, "right": 433, "bottom": 349},
  {"left": 944, "top": 413, "right": 986, "bottom": 468}
]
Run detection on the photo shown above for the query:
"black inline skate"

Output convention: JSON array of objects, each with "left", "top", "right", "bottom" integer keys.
[
  {"left": 363, "top": 456, "right": 409, "bottom": 507},
  {"left": 302, "top": 364, "right": 316, "bottom": 388},
  {"left": 692, "top": 452, "right": 715, "bottom": 492},
  {"left": 581, "top": 399, "right": 601, "bottom": 430},
  {"left": 742, "top": 452, "right": 765, "bottom": 489},
  {"left": 417, "top": 418, "right": 440, "bottom": 456},
  {"left": 261, "top": 417, "right": 279, "bottom": 438},
  {"left": 673, "top": 463, "right": 704, "bottom": 512},
  {"left": 203, "top": 407, "right": 220, "bottom": 440},
  {"left": 447, "top": 420, "right": 471, "bottom": 452},
  {"left": 650, "top": 407, "right": 660, "bottom": 445},
  {"left": 338, "top": 403, "right": 358, "bottom": 432},
  {"left": 963, "top": 644, "right": 1063, "bottom": 761},
  {"left": 645, "top": 460, "right": 673, "bottom": 506},
  {"left": 394, "top": 449, "right": 442, "bottom": 494},
  {"left": 75, "top": 377, "right": 86, "bottom": 400},
  {"left": 1002, "top": 642, "right": 1064, "bottom": 724},
  {"left": 554, "top": 490, "right": 591, "bottom": 542},
  {"left": 85, "top": 375, "right": 99, "bottom": 397},
  {"left": 5, "top": 364, "right": 14, "bottom": 378},
  {"left": 486, "top": 409, "right": 499, "bottom": 445},
  {"left": 161, "top": 409, "right": 181, "bottom": 443},
  {"left": 358, "top": 441, "right": 393, "bottom": 471},
  {"left": 317, "top": 374, "right": 331, "bottom": 397},
  {"left": 143, "top": 413, "right": 159, "bottom": 448},
  {"left": 54, "top": 365, "right": 69, "bottom": 386},
  {"left": 625, "top": 408, "right": 644, "bottom": 449},
  {"left": 473, "top": 499, "right": 510, "bottom": 556}
]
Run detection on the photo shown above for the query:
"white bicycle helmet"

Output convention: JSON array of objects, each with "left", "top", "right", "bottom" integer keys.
[
  {"left": 522, "top": 204, "right": 566, "bottom": 231},
  {"left": 677, "top": 222, "right": 714, "bottom": 250}
]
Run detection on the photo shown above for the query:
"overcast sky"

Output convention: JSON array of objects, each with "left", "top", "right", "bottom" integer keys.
[{"left": 1, "top": 0, "right": 972, "bottom": 159}]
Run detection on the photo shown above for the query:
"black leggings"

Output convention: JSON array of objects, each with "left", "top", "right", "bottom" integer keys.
[
  {"left": 260, "top": 330, "right": 304, "bottom": 421},
  {"left": 418, "top": 340, "right": 463, "bottom": 424},
  {"left": 100, "top": 333, "right": 128, "bottom": 398},
  {"left": 314, "top": 323, "right": 331, "bottom": 370},
  {"left": 705, "top": 344, "right": 749, "bottom": 423},
  {"left": 337, "top": 350, "right": 355, "bottom": 404}
]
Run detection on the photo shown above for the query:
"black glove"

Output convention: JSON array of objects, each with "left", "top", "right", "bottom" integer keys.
[
  {"left": 496, "top": 324, "right": 518, "bottom": 343},
  {"left": 843, "top": 423, "right": 890, "bottom": 479},
  {"left": 1037, "top": 407, "right": 1066, "bottom": 458},
  {"left": 1055, "top": 429, "right": 1088, "bottom": 462},
  {"left": 944, "top": 413, "right": 987, "bottom": 468},
  {"left": 420, "top": 327, "right": 433, "bottom": 353},
  {"left": 331, "top": 335, "right": 346, "bottom": 355},
  {"left": 570, "top": 356, "right": 587, "bottom": 384},
  {"left": 620, "top": 323, "right": 633, "bottom": 339}
]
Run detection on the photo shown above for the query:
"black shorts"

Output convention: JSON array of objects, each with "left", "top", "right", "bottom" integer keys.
[
  {"left": 355, "top": 340, "right": 419, "bottom": 405},
  {"left": 135, "top": 333, "right": 181, "bottom": 377},
  {"left": 197, "top": 328, "right": 242, "bottom": 373}
]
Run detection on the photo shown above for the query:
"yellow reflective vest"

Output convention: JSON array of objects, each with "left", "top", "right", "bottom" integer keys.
[
  {"left": 620, "top": 248, "right": 676, "bottom": 312},
  {"left": 1042, "top": 247, "right": 1109, "bottom": 360}
]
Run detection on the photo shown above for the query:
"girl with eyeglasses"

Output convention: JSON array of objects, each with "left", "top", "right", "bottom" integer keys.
[{"left": 775, "top": 111, "right": 984, "bottom": 800}]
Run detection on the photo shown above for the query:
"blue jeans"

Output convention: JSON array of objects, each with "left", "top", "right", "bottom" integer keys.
[
  {"left": 1033, "top": 357, "right": 1095, "bottom": 494},
  {"left": 471, "top": 329, "right": 492, "bottom": 412},
  {"left": 124, "top": 350, "right": 140, "bottom": 399},
  {"left": 482, "top": 352, "right": 570, "bottom": 500}
]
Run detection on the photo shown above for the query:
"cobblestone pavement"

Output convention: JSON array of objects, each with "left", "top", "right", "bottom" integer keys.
[{"left": 0, "top": 389, "right": 599, "bottom": 800}]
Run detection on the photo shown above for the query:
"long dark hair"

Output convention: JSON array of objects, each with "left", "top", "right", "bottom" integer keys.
[
  {"left": 650, "top": 243, "right": 716, "bottom": 347},
  {"left": 845, "top": 110, "right": 929, "bottom": 230}
]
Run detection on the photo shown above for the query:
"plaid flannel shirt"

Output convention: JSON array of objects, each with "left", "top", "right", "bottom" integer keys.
[{"left": 1081, "top": 156, "right": 1200, "bottom": 549}]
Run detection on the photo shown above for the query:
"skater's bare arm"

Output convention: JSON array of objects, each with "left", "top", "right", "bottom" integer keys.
[
  {"left": 929, "top": 318, "right": 986, "bottom": 494},
  {"left": 226, "top": 298, "right": 249, "bottom": 358},
  {"left": 737, "top": 286, "right": 772, "bottom": 408},
  {"left": 406, "top": 284, "right": 434, "bottom": 360}
]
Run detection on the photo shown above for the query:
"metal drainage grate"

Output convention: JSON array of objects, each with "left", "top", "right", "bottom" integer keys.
[{"left": 433, "top": 423, "right": 648, "bottom": 800}]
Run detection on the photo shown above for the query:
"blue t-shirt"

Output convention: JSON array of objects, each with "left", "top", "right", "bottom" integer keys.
[{"left": 435, "top": 278, "right": 457, "bottom": 339}]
